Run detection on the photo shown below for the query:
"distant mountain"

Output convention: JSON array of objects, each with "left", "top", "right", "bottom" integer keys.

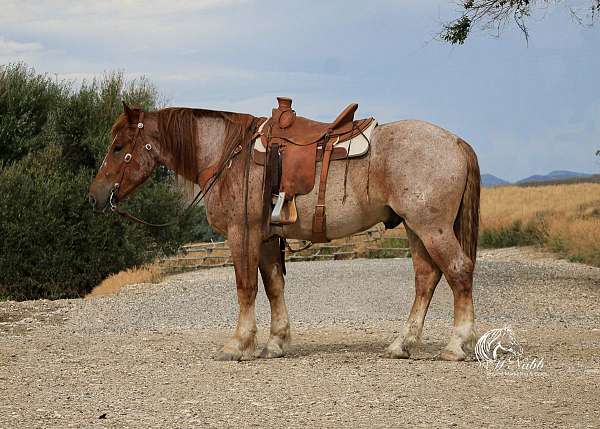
[
  {"left": 480, "top": 170, "right": 596, "bottom": 187},
  {"left": 481, "top": 174, "right": 510, "bottom": 187},
  {"left": 517, "top": 170, "right": 592, "bottom": 184}
]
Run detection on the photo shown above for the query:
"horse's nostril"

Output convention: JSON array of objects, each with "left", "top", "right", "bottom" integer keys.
[{"left": 88, "top": 194, "right": 96, "bottom": 207}]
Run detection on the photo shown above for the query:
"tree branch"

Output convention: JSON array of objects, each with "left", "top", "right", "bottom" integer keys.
[{"left": 441, "top": 0, "right": 598, "bottom": 44}]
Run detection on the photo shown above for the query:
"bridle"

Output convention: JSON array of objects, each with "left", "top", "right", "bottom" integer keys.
[
  {"left": 108, "top": 109, "right": 257, "bottom": 227},
  {"left": 108, "top": 110, "right": 177, "bottom": 227},
  {"left": 109, "top": 111, "right": 147, "bottom": 206}
]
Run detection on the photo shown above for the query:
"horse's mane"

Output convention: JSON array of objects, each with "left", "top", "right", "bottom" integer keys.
[
  {"left": 157, "top": 107, "right": 257, "bottom": 182},
  {"left": 156, "top": 108, "right": 200, "bottom": 183}
]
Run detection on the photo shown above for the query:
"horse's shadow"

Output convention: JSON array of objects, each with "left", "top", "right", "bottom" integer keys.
[{"left": 280, "top": 338, "right": 447, "bottom": 361}]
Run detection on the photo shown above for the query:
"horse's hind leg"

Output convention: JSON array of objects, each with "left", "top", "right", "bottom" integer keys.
[
  {"left": 385, "top": 226, "right": 442, "bottom": 359},
  {"left": 258, "top": 238, "right": 291, "bottom": 358},
  {"left": 409, "top": 224, "right": 477, "bottom": 361}
]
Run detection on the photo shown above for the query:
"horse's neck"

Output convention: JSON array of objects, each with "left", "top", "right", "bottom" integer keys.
[
  {"left": 155, "top": 114, "right": 227, "bottom": 183},
  {"left": 195, "top": 115, "right": 228, "bottom": 172}
]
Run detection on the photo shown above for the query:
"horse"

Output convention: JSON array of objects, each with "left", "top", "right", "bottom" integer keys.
[{"left": 89, "top": 101, "right": 480, "bottom": 362}]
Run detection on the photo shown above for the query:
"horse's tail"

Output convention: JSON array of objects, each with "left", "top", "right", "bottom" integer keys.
[{"left": 454, "top": 138, "right": 480, "bottom": 265}]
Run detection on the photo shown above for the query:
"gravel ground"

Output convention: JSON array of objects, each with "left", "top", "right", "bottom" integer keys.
[{"left": 1, "top": 248, "right": 599, "bottom": 428}]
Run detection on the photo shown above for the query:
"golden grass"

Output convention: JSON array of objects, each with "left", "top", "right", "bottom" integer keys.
[
  {"left": 481, "top": 183, "right": 600, "bottom": 265},
  {"left": 86, "top": 264, "right": 164, "bottom": 298}
]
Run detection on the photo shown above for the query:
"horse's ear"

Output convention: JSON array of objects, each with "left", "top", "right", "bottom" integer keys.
[{"left": 122, "top": 101, "right": 135, "bottom": 123}]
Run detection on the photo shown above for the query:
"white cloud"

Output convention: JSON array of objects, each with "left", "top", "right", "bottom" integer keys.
[
  {"left": 159, "top": 67, "right": 258, "bottom": 83},
  {"left": 0, "top": 0, "right": 249, "bottom": 24},
  {"left": 0, "top": 37, "right": 43, "bottom": 56},
  {"left": 0, "top": 0, "right": 250, "bottom": 43}
]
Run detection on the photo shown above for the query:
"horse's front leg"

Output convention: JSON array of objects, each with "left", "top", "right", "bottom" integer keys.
[
  {"left": 215, "top": 225, "right": 262, "bottom": 361},
  {"left": 258, "top": 238, "right": 290, "bottom": 358}
]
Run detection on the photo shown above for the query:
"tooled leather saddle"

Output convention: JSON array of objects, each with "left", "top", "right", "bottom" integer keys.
[{"left": 253, "top": 97, "right": 375, "bottom": 243}]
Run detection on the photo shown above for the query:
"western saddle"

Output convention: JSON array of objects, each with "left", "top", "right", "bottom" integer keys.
[{"left": 254, "top": 97, "right": 375, "bottom": 242}]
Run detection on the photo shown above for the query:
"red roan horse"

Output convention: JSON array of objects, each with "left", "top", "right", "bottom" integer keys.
[{"left": 89, "top": 102, "right": 480, "bottom": 361}]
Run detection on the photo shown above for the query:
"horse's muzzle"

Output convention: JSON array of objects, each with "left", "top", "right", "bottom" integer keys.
[{"left": 88, "top": 186, "right": 111, "bottom": 213}]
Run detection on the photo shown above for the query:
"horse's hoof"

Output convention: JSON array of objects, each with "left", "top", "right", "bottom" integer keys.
[
  {"left": 383, "top": 347, "right": 411, "bottom": 359},
  {"left": 215, "top": 349, "right": 242, "bottom": 361},
  {"left": 259, "top": 345, "right": 285, "bottom": 359},
  {"left": 438, "top": 349, "right": 466, "bottom": 361}
]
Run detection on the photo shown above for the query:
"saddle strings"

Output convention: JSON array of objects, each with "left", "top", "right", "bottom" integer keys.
[
  {"left": 341, "top": 123, "right": 356, "bottom": 205},
  {"left": 342, "top": 123, "right": 372, "bottom": 204}
]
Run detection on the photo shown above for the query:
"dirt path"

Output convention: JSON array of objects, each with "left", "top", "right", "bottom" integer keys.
[{"left": 1, "top": 248, "right": 599, "bottom": 428}]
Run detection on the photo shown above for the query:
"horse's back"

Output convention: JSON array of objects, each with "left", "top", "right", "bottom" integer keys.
[{"left": 373, "top": 119, "right": 467, "bottom": 168}]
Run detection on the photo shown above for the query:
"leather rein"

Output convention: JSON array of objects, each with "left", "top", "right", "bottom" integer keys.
[{"left": 109, "top": 111, "right": 250, "bottom": 228}]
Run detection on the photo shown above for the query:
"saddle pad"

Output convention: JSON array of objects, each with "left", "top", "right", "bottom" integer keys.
[
  {"left": 333, "top": 119, "right": 377, "bottom": 157},
  {"left": 253, "top": 119, "right": 377, "bottom": 158}
]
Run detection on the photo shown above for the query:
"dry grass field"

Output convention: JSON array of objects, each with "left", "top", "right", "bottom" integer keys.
[
  {"left": 480, "top": 183, "right": 600, "bottom": 266},
  {"left": 87, "top": 264, "right": 164, "bottom": 297}
]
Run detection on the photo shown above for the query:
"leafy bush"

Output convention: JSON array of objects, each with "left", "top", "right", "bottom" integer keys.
[
  {"left": 479, "top": 219, "right": 547, "bottom": 248},
  {"left": 0, "top": 63, "right": 215, "bottom": 300},
  {"left": 0, "top": 145, "right": 209, "bottom": 300},
  {"left": 0, "top": 63, "right": 67, "bottom": 163}
]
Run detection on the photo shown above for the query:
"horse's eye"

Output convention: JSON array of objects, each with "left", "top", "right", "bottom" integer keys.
[{"left": 113, "top": 144, "right": 123, "bottom": 153}]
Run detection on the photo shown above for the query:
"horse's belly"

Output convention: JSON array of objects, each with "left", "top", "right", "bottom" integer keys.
[{"left": 272, "top": 159, "right": 389, "bottom": 241}]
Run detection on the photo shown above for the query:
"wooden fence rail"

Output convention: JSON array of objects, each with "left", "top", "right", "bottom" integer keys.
[{"left": 162, "top": 225, "right": 410, "bottom": 273}]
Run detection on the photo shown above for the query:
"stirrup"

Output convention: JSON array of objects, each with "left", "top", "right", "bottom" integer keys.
[{"left": 271, "top": 191, "right": 286, "bottom": 223}]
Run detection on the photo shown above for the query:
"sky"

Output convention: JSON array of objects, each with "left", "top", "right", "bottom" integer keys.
[{"left": 1, "top": 0, "right": 599, "bottom": 181}]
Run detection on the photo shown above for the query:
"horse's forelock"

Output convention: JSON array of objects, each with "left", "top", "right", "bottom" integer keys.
[{"left": 110, "top": 113, "right": 129, "bottom": 139}]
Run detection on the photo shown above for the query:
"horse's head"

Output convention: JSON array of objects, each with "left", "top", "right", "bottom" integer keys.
[{"left": 89, "top": 102, "right": 162, "bottom": 212}]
